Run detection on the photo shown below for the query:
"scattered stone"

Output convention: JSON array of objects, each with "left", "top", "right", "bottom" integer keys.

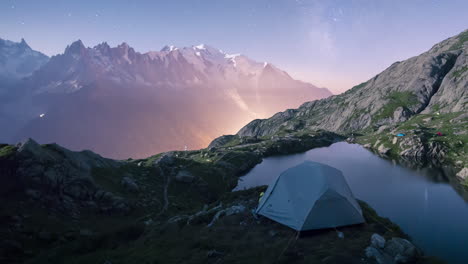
[
  {"left": 208, "top": 204, "right": 246, "bottom": 227},
  {"left": 422, "top": 117, "right": 433, "bottom": 122},
  {"left": 175, "top": 170, "right": 195, "bottom": 183},
  {"left": 363, "top": 144, "right": 372, "bottom": 148},
  {"left": 365, "top": 246, "right": 393, "bottom": 264},
  {"left": 383, "top": 237, "right": 418, "bottom": 263},
  {"left": 392, "top": 137, "right": 398, "bottom": 145},
  {"left": 371, "top": 233, "right": 386, "bottom": 249},
  {"left": 337, "top": 231, "right": 344, "bottom": 239},
  {"left": 366, "top": 236, "right": 418, "bottom": 264}
]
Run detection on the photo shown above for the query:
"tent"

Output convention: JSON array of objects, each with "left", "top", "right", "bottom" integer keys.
[
  {"left": 255, "top": 161, "right": 365, "bottom": 231},
  {"left": 397, "top": 133, "right": 405, "bottom": 137}
]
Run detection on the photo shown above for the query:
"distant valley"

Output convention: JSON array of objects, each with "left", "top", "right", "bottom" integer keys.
[{"left": 0, "top": 39, "right": 331, "bottom": 158}]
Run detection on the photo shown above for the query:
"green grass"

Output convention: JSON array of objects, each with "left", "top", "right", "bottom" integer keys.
[
  {"left": 0, "top": 145, "right": 16, "bottom": 157},
  {"left": 374, "top": 91, "right": 419, "bottom": 121},
  {"left": 358, "top": 111, "right": 468, "bottom": 169},
  {"left": 344, "top": 81, "right": 369, "bottom": 95},
  {"left": 452, "top": 66, "right": 468, "bottom": 78},
  {"left": 448, "top": 31, "right": 468, "bottom": 51}
]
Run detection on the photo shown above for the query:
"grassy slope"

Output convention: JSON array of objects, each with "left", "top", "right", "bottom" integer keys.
[
  {"left": 356, "top": 111, "right": 468, "bottom": 185},
  {"left": 0, "top": 132, "right": 443, "bottom": 263}
]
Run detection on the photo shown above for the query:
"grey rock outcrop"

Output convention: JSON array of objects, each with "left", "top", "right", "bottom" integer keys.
[
  {"left": 8, "top": 139, "right": 130, "bottom": 216},
  {"left": 371, "top": 233, "right": 386, "bottom": 249},
  {"left": 208, "top": 135, "right": 237, "bottom": 148},
  {"left": 377, "top": 145, "right": 391, "bottom": 155},
  {"left": 175, "top": 170, "right": 195, "bottom": 183},
  {"left": 456, "top": 167, "right": 468, "bottom": 180}
]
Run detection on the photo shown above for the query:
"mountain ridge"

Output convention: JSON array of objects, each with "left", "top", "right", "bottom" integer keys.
[
  {"left": 237, "top": 29, "right": 467, "bottom": 138},
  {"left": 0, "top": 38, "right": 331, "bottom": 158}
]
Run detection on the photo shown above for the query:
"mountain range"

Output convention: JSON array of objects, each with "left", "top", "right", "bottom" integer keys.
[
  {"left": 0, "top": 39, "right": 331, "bottom": 158},
  {"left": 0, "top": 28, "right": 466, "bottom": 264}
]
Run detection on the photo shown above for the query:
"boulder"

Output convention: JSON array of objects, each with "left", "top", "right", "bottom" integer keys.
[
  {"left": 378, "top": 145, "right": 391, "bottom": 155},
  {"left": 121, "top": 176, "right": 139, "bottom": 192},
  {"left": 207, "top": 204, "right": 247, "bottom": 227},
  {"left": 153, "top": 153, "right": 175, "bottom": 167},
  {"left": 456, "top": 168, "right": 468, "bottom": 180},
  {"left": 383, "top": 238, "right": 418, "bottom": 263},
  {"left": 422, "top": 117, "right": 433, "bottom": 122},
  {"left": 366, "top": 236, "right": 418, "bottom": 264},
  {"left": 377, "top": 125, "right": 389, "bottom": 133},
  {"left": 175, "top": 170, "right": 195, "bottom": 183},
  {"left": 371, "top": 233, "right": 386, "bottom": 249},
  {"left": 365, "top": 246, "right": 393, "bottom": 264},
  {"left": 394, "top": 107, "right": 411, "bottom": 123}
]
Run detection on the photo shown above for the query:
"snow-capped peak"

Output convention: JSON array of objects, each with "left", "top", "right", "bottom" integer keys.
[
  {"left": 161, "top": 45, "right": 178, "bottom": 52},
  {"left": 224, "top": 53, "right": 241, "bottom": 59},
  {"left": 193, "top": 44, "right": 206, "bottom": 50}
]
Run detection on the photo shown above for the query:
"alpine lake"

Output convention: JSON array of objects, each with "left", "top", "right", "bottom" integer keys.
[{"left": 234, "top": 142, "right": 468, "bottom": 264}]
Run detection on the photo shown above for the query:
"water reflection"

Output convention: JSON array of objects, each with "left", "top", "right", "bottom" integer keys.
[{"left": 235, "top": 142, "right": 468, "bottom": 264}]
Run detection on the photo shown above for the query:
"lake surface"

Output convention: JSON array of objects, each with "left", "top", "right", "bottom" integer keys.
[{"left": 234, "top": 142, "right": 468, "bottom": 264}]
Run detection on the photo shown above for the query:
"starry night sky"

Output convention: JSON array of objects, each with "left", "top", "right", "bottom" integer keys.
[{"left": 1, "top": 0, "right": 467, "bottom": 93}]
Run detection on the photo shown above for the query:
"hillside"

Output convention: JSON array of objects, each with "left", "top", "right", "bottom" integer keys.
[
  {"left": 0, "top": 133, "right": 439, "bottom": 263},
  {"left": 235, "top": 29, "right": 468, "bottom": 183}
]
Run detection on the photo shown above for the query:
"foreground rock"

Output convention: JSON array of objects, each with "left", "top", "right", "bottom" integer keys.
[{"left": 366, "top": 233, "right": 420, "bottom": 264}]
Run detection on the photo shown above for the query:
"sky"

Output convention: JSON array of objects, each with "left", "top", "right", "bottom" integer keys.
[{"left": 1, "top": 0, "right": 467, "bottom": 94}]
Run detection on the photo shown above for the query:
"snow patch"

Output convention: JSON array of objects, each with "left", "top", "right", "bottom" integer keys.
[
  {"left": 224, "top": 53, "right": 241, "bottom": 59},
  {"left": 194, "top": 44, "right": 206, "bottom": 50}
]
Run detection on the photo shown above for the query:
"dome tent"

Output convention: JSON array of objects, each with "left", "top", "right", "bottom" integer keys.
[{"left": 255, "top": 161, "right": 365, "bottom": 231}]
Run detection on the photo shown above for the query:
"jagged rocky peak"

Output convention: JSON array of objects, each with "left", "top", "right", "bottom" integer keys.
[
  {"left": 161, "top": 45, "right": 178, "bottom": 52},
  {"left": 65, "top": 39, "right": 87, "bottom": 54},
  {"left": 0, "top": 37, "right": 49, "bottom": 80},
  {"left": 95, "top": 42, "right": 111, "bottom": 52}
]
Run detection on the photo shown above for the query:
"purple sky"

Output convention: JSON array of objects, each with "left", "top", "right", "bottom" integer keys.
[{"left": 1, "top": 0, "right": 467, "bottom": 93}]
